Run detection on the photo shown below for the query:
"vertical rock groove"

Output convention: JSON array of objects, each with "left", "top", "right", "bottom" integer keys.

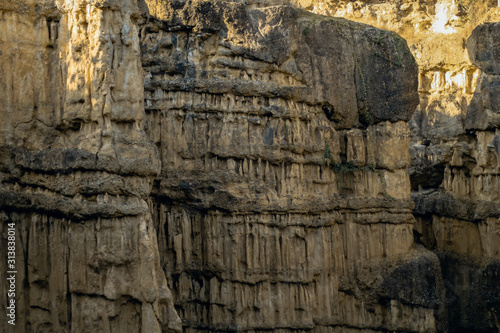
[
  {"left": 296, "top": 1, "right": 500, "bottom": 331},
  {"left": 0, "top": 0, "right": 180, "bottom": 332},
  {"left": 1, "top": 0, "right": 498, "bottom": 332}
]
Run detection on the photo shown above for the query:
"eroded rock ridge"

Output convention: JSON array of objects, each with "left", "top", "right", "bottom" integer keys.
[
  {"left": 1, "top": 0, "right": 497, "bottom": 332},
  {"left": 300, "top": 1, "right": 500, "bottom": 331}
]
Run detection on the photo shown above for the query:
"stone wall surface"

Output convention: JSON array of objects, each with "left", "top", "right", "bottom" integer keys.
[
  {"left": 0, "top": 0, "right": 181, "bottom": 332},
  {"left": 137, "top": 1, "right": 438, "bottom": 331},
  {"left": 299, "top": 0, "right": 500, "bottom": 331},
  {"left": 0, "top": 0, "right": 498, "bottom": 332}
]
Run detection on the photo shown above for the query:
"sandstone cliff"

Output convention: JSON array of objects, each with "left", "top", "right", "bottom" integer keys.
[
  {"left": 0, "top": 0, "right": 181, "bottom": 331},
  {"left": 0, "top": 0, "right": 498, "bottom": 332},
  {"left": 139, "top": 0, "right": 436, "bottom": 331},
  {"left": 295, "top": 0, "right": 500, "bottom": 331}
]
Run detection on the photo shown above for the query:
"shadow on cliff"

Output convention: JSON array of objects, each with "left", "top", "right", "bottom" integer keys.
[{"left": 409, "top": 22, "right": 500, "bottom": 333}]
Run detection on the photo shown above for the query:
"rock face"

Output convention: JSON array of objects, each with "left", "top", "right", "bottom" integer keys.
[
  {"left": 0, "top": 0, "right": 181, "bottom": 332},
  {"left": 414, "top": 22, "right": 500, "bottom": 332},
  {"left": 304, "top": 1, "right": 500, "bottom": 332},
  {"left": 0, "top": 0, "right": 497, "bottom": 333},
  {"left": 138, "top": 1, "right": 434, "bottom": 331}
]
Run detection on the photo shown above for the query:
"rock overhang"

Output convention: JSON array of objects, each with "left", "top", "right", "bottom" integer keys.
[{"left": 139, "top": 0, "right": 420, "bottom": 129}]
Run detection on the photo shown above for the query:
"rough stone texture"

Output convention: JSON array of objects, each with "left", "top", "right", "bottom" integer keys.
[
  {"left": 139, "top": 0, "right": 419, "bottom": 129},
  {"left": 302, "top": 1, "right": 500, "bottom": 331},
  {"left": 2, "top": 0, "right": 497, "bottom": 332},
  {"left": 137, "top": 1, "right": 437, "bottom": 332},
  {"left": 466, "top": 23, "right": 500, "bottom": 130},
  {"left": 468, "top": 22, "right": 500, "bottom": 75},
  {"left": 412, "top": 22, "right": 500, "bottom": 332},
  {"left": 0, "top": 0, "right": 181, "bottom": 332}
]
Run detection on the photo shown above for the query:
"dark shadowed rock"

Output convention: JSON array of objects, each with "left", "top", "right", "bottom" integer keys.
[{"left": 467, "top": 22, "right": 500, "bottom": 75}]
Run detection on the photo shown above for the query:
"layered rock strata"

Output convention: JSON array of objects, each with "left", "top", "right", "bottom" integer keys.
[
  {"left": 0, "top": 0, "right": 471, "bottom": 332},
  {"left": 139, "top": 0, "right": 440, "bottom": 332},
  {"left": 413, "top": 22, "right": 500, "bottom": 332},
  {"left": 298, "top": 1, "right": 500, "bottom": 331},
  {"left": 0, "top": 1, "right": 180, "bottom": 332}
]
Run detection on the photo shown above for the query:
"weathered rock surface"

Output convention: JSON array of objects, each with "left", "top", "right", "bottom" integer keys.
[
  {"left": 0, "top": 0, "right": 181, "bottom": 332},
  {"left": 305, "top": 1, "right": 500, "bottom": 331},
  {"left": 468, "top": 22, "right": 500, "bottom": 75},
  {"left": 413, "top": 22, "right": 500, "bottom": 332},
  {"left": 3, "top": 0, "right": 496, "bottom": 332},
  {"left": 138, "top": 0, "right": 438, "bottom": 332}
]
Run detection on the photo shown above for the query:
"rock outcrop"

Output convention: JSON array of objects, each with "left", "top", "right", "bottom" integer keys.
[
  {"left": 302, "top": 1, "right": 500, "bottom": 331},
  {"left": 138, "top": 1, "right": 437, "bottom": 331},
  {"left": 1, "top": 0, "right": 498, "bottom": 332},
  {"left": 413, "top": 22, "right": 500, "bottom": 332},
  {"left": 0, "top": 0, "right": 180, "bottom": 332}
]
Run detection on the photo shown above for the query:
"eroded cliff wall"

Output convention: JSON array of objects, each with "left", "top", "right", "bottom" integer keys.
[
  {"left": 296, "top": 0, "right": 500, "bottom": 331},
  {"left": 1, "top": 0, "right": 497, "bottom": 332},
  {"left": 138, "top": 1, "right": 438, "bottom": 331},
  {"left": 0, "top": 1, "right": 180, "bottom": 332}
]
